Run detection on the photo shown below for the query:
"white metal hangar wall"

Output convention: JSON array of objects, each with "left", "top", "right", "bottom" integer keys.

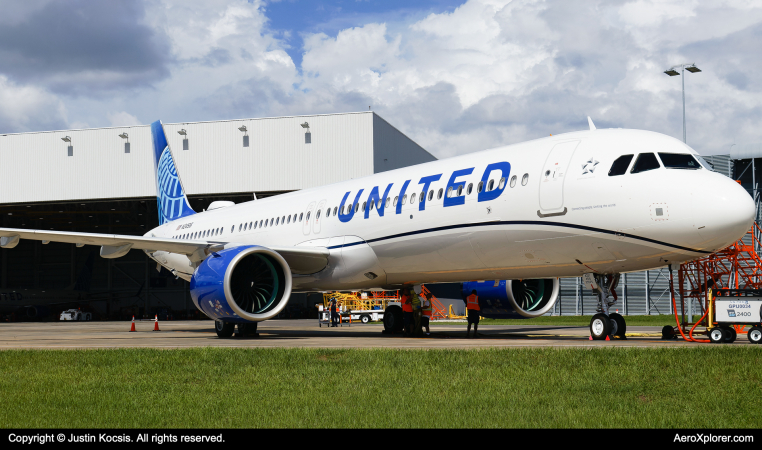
[
  {"left": 0, "top": 111, "right": 434, "bottom": 205},
  {"left": 0, "top": 112, "right": 435, "bottom": 321}
]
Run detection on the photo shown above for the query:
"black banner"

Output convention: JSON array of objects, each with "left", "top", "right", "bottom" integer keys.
[{"left": 2, "top": 429, "right": 760, "bottom": 446}]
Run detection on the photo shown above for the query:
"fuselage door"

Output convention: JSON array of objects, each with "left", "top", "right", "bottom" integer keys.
[
  {"left": 539, "top": 140, "right": 580, "bottom": 212},
  {"left": 302, "top": 201, "right": 316, "bottom": 236},
  {"left": 313, "top": 199, "right": 327, "bottom": 234}
]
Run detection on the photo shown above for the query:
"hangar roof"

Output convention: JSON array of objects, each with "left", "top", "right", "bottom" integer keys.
[{"left": 0, "top": 111, "right": 434, "bottom": 205}]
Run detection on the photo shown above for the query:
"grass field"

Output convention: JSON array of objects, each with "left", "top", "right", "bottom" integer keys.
[
  {"left": 434, "top": 314, "right": 697, "bottom": 327},
  {"left": 1, "top": 347, "right": 760, "bottom": 428}
]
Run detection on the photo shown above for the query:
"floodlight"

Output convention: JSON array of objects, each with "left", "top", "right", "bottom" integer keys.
[
  {"left": 664, "top": 69, "right": 680, "bottom": 76},
  {"left": 61, "top": 136, "right": 71, "bottom": 142},
  {"left": 118, "top": 133, "right": 128, "bottom": 139},
  {"left": 685, "top": 64, "right": 701, "bottom": 73},
  {"left": 238, "top": 125, "right": 247, "bottom": 132},
  {"left": 300, "top": 122, "right": 309, "bottom": 129},
  {"left": 178, "top": 129, "right": 187, "bottom": 136}
]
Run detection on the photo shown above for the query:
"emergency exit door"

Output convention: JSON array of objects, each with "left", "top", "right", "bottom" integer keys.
[{"left": 539, "top": 140, "right": 580, "bottom": 213}]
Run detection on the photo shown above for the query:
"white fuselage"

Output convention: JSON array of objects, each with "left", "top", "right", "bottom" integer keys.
[{"left": 148, "top": 128, "right": 755, "bottom": 291}]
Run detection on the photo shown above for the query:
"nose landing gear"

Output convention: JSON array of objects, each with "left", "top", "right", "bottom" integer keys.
[{"left": 587, "top": 273, "right": 627, "bottom": 340}]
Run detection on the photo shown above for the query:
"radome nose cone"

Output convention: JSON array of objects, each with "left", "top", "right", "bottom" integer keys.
[{"left": 698, "top": 179, "right": 756, "bottom": 250}]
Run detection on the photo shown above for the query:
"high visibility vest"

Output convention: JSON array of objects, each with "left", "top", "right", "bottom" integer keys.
[
  {"left": 411, "top": 293, "right": 421, "bottom": 310},
  {"left": 422, "top": 303, "right": 432, "bottom": 318},
  {"left": 401, "top": 294, "right": 413, "bottom": 312},
  {"left": 466, "top": 294, "right": 480, "bottom": 311}
]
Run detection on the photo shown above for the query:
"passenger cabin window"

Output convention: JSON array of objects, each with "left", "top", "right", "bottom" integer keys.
[
  {"left": 410, "top": 193, "right": 416, "bottom": 204},
  {"left": 608, "top": 154, "right": 634, "bottom": 176},
  {"left": 393, "top": 196, "right": 398, "bottom": 206},
  {"left": 306, "top": 212, "right": 311, "bottom": 221},
  {"left": 521, "top": 174, "right": 529, "bottom": 186},
  {"left": 487, "top": 180, "right": 494, "bottom": 191},
  {"left": 477, "top": 181, "right": 483, "bottom": 193},
  {"left": 467, "top": 183, "right": 473, "bottom": 195},
  {"left": 428, "top": 190, "right": 434, "bottom": 201},
  {"left": 510, "top": 175, "right": 517, "bottom": 187},
  {"left": 402, "top": 194, "right": 408, "bottom": 205},
  {"left": 384, "top": 199, "right": 389, "bottom": 209},
  {"left": 658, "top": 153, "right": 701, "bottom": 170},
  {"left": 299, "top": 213, "right": 303, "bottom": 221},
  {"left": 631, "top": 153, "right": 661, "bottom": 173},
  {"left": 437, "top": 188, "right": 443, "bottom": 199}
]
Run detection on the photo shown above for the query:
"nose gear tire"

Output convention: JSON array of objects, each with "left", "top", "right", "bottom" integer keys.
[
  {"left": 590, "top": 313, "right": 611, "bottom": 340},
  {"left": 609, "top": 313, "right": 626, "bottom": 338}
]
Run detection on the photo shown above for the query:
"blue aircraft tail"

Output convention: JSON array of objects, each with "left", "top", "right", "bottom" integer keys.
[{"left": 151, "top": 120, "right": 195, "bottom": 225}]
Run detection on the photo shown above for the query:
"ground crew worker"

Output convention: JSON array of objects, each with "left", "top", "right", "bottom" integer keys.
[
  {"left": 329, "top": 297, "right": 339, "bottom": 327},
  {"left": 401, "top": 287, "right": 414, "bottom": 336},
  {"left": 421, "top": 291, "right": 433, "bottom": 335},
  {"left": 465, "top": 289, "right": 480, "bottom": 338},
  {"left": 412, "top": 287, "right": 423, "bottom": 336}
]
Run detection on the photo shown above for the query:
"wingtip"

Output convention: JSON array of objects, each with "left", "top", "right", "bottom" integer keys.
[{"left": 587, "top": 116, "right": 596, "bottom": 131}]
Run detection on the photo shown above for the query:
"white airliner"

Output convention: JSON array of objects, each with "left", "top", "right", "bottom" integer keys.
[{"left": 0, "top": 119, "right": 754, "bottom": 339}]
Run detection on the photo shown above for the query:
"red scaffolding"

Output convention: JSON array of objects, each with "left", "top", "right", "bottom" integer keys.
[{"left": 676, "top": 222, "right": 762, "bottom": 337}]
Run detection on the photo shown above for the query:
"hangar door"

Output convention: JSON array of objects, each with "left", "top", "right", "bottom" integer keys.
[{"left": 539, "top": 140, "right": 580, "bottom": 213}]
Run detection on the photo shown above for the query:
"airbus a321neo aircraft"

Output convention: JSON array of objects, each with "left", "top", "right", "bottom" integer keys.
[{"left": 0, "top": 119, "right": 754, "bottom": 339}]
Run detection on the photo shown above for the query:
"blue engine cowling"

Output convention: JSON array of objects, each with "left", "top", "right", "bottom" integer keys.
[
  {"left": 461, "top": 279, "right": 559, "bottom": 319},
  {"left": 190, "top": 245, "right": 292, "bottom": 323}
]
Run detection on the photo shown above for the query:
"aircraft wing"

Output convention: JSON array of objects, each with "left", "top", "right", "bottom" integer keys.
[{"left": 0, "top": 227, "right": 330, "bottom": 274}]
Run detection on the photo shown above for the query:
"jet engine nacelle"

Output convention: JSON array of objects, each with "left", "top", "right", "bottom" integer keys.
[
  {"left": 190, "top": 245, "right": 292, "bottom": 323},
  {"left": 461, "top": 279, "right": 560, "bottom": 318}
]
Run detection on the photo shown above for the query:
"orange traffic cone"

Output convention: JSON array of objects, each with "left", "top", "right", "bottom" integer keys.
[
  {"left": 129, "top": 316, "right": 136, "bottom": 332},
  {"left": 589, "top": 336, "right": 593, "bottom": 340},
  {"left": 153, "top": 315, "right": 160, "bottom": 331},
  {"left": 605, "top": 335, "right": 610, "bottom": 341}
]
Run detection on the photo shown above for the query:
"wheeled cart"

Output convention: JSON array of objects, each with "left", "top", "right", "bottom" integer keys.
[{"left": 707, "top": 289, "right": 762, "bottom": 344}]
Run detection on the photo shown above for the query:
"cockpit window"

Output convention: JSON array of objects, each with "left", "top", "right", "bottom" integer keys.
[
  {"left": 630, "top": 153, "right": 661, "bottom": 173},
  {"left": 608, "top": 154, "right": 634, "bottom": 176},
  {"left": 658, "top": 153, "right": 702, "bottom": 170}
]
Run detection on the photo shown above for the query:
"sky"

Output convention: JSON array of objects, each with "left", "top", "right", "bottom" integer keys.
[{"left": 0, "top": 0, "right": 761, "bottom": 157}]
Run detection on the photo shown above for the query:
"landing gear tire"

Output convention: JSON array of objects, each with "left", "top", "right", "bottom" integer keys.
[
  {"left": 722, "top": 327, "right": 736, "bottom": 343},
  {"left": 708, "top": 327, "right": 724, "bottom": 343},
  {"left": 609, "top": 313, "right": 626, "bottom": 338},
  {"left": 383, "top": 306, "right": 403, "bottom": 333},
  {"left": 590, "top": 313, "right": 611, "bottom": 340},
  {"left": 215, "top": 320, "right": 235, "bottom": 338},
  {"left": 237, "top": 322, "right": 259, "bottom": 337},
  {"left": 747, "top": 326, "right": 762, "bottom": 344},
  {"left": 361, "top": 315, "right": 370, "bottom": 324},
  {"left": 661, "top": 325, "right": 677, "bottom": 340}
]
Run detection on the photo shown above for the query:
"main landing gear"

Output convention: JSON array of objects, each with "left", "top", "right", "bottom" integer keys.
[
  {"left": 588, "top": 273, "right": 627, "bottom": 340},
  {"left": 214, "top": 320, "right": 258, "bottom": 338}
]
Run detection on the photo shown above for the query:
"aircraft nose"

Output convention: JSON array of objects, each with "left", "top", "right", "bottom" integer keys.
[{"left": 695, "top": 177, "right": 756, "bottom": 251}]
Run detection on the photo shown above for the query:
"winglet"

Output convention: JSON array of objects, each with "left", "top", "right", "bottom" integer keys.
[{"left": 587, "top": 116, "right": 596, "bottom": 131}]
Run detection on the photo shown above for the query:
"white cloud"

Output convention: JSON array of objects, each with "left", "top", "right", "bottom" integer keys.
[
  {"left": 3, "top": 0, "right": 762, "bottom": 159},
  {"left": 106, "top": 111, "right": 142, "bottom": 127},
  {"left": 0, "top": 75, "right": 67, "bottom": 133}
]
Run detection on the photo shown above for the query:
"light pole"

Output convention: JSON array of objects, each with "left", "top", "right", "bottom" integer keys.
[{"left": 664, "top": 63, "right": 701, "bottom": 143}]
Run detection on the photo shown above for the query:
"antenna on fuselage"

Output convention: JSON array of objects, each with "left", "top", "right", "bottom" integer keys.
[{"left": 587, "top": 116, "right": 597, "bottom": 131}]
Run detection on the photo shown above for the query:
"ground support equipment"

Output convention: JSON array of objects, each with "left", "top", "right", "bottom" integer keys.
[{"left": 668, "top": 223, "right": 762, "bottom": 342}]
